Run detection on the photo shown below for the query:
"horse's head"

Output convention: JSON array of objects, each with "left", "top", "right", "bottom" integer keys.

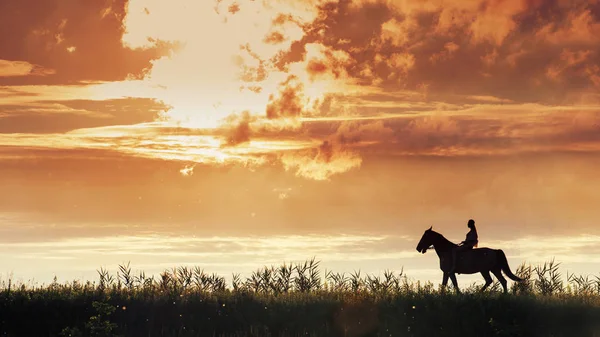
[{"left": 416, "top": 226, "right": 435, "bottom": 254}]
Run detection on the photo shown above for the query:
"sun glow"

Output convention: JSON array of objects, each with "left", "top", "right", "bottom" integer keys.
[
  {"left": 53, "top": 0, "right": 369, "bottom": 180},
  {"left": 113, "top": 0, "right": 340, "bottom": 129},
  {"left": 29, "top": 0, "right": 373, "bottom": 180}
]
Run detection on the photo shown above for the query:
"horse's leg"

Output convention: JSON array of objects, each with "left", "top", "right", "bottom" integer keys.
[
  {"left": 480, "top": 271, "right": 493, "bottom": 293},
  {"left": 449, "top": 273, "right": 460, "bottom": 293},
  {"left": 491, "top": 268, "right": 508, "bottom": 293},
  {"left": 441, "top": 272, "right": 449, "bottom": 292}
]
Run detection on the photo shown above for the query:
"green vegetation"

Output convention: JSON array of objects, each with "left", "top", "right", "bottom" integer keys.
[{"left": 1, "top": 259, "right": 600, "bottom": 337}]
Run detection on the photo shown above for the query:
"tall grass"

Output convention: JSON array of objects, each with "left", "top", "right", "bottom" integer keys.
[{"left": 1, "top": 259, "right": 600, "bottom": 337}]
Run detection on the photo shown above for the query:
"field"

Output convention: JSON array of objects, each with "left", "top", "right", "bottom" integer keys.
[{"left": 1, "top": 259, "right": 600, "bottom": 337}]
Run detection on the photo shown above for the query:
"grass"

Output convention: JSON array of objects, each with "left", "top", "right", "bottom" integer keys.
[{"left": 1, "top": 258, "right": 600, "bottom": 337}]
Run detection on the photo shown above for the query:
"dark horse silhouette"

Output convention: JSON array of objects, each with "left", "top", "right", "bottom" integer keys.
[{"left": 416, "top": 226, "right": 523, "bottom": 293}]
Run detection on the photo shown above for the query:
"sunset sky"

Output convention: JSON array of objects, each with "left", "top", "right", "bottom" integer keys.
[{"left": 1, "top": 0, "right": 600, "bottom": 286}]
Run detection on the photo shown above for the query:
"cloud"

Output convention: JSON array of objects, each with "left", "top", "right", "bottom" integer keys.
[
  {"left": 266, "top": 0, "right": 600, "bottom": 104},
  {"left": 487, "top": 235, "right": 600, "bottom": 264},
  {"left": 0, "top": 98, "right": 167, "bottom": 133},
  {"left": 280, "top": 139, "right": 362, "bottom": 181},
  {"left": 2, "top": 144, "right": 600, "bottom": 249},
  {"left": 535, "top": 8, "right": 600, "bottom": 46},
  {"left": 223, "top": 111, "right": 253, "bottom": 146},
  {"left": 264, "top": 31, "right": 286, "bottom": 44},
  {"left": 0, "top": 0, "right": 173, "bottom": 85},
  {"left": 4, "top": 228, "right": 600, "bottom": 284},
  {"left": 2, "top": 101, "right": 599, "bottom": 180},
  {"left": 465, "top": 95, "right": 514, "bottom": 104},
  {"left": 1, "top": 0, "right": 600, "bottom": 286},
  {"left": 1, "top": 0, "right": 600, "bottom": 182},
  {"left": 179, "top": 164, "right": 195, "bottom": 177},
  {"left": 0, "top": 60, "right": 55, "bottom": 77},
  {"left": 304, "top": 43, "right": 354, "bottom": 81},
  {"left": 277, "top": 119, "right": 395, "bottom": 180},
  {"left": 0, "top": 232, "right": 423, "bottom": 282},
  {"left": 266, "top": 75, "right": 305, "bottom": 119},
  {"left": 429, "top": 42, "right": 459, "bottom": 64}
]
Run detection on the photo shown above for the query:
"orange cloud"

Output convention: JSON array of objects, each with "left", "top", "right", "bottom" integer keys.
[
  {"left": 0, "top": 0, "right": 172, "bottom": 85},
  {"left": 264, "top": 31, "right": 286, "bottom": 44},
  {"left": 429, "top": 42, "right": 460, "bottom": 64},
  {"left": 223, "top": 111, "right": 253, "bottom": 146},
  {"left": 0, "top": 60, "right": 55, "bottom": 77},
  {"left": 536, "top": 9, "right": 600, "bottom": 46},
  {"left": 2, "top": 0, "right": 600, "bottom": 182},
  {"left": 468, "top": 0, "right": 525, "bottom": 45},
  {"left": 266, "top": 75, "right": 305, "bottom": 119},
  {"left": 277, "top": 119, "right": 396, "bottom": 180},
  {"left": 546, "top": 49, "right": 592, "bottom": 82},
  {"left": 585, "top": 65, "right": 600, "bottom": 87},
  {"left": 0, "top": 97, "right": 166, "bottom": 133},
  {"left": 280, "top": 140, "right": 362, "bottom": 181}
]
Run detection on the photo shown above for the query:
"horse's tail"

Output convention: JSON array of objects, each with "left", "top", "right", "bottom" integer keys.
[{"left": 497, "top": 249, "right": 523, "bottom": 282}]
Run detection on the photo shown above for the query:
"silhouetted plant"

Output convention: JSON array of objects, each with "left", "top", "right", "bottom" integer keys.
[
  {"left": 177, "top": 266, "right": 194, "bottom": 290},
  {"left": 326, "top": 271, "right": 349, "bottom": 292},
  {"left": 534, "top": 259, "right": 563, "bottom": 295},
  {"left": 2, "top": 259, "right": 600, "bottom": 337},
  {"left": 293, "top": 257, "right": 321, "bottom": 292},
  {"left": 192, "top": 266, "right": 210, "bottom": 292},
  {"left": 209, "top": 273, "right": 226, "bottom": 292},
  {"left": 568, "top": 272, "right": 595, "bottom": 295},
  {"left": 97, "top": 268, "right": 114, "bottom": 292},
  {"left": 159, "top": 270, "right": 172, "bottom": 292},
  {"left": 275, "top": 263, "right": 293, "bottom": 293},
  {"left": 246, "top": 269, "right": 262, "bottom": 293},
  {"left": 511, "top": 262, "right": 533, "bottom": 294},
  {"left": 350, "top": 270, "right": 363, "bottom": 292},
  {"left": 231, "top": 273, "right": 240, "bottom": 290},
  {"left": 117, "top": 262, "right": 133, "bottom": 290}
]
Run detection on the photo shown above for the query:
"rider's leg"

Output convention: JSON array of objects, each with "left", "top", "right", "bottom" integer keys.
[{"left": 450, "top": 245, "right": 469, "bottom": 273}]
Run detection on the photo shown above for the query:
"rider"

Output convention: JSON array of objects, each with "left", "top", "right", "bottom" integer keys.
[{"left": 449, "top": 219, "right": 478, "bottom": 273}]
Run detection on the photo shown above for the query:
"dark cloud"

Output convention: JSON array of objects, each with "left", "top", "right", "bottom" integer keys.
[
  {"left": 0, "top": 98, "right": 167, "bottom": 133},
  {"left": 272, "top": 0, "right": 600, "bottom": 104},
  {"left": 223, "top": 111, "right": 253, "bottom": 146},
  {"left": 0, "top": 86, "right": 39, "bottom": 98},
  {"left": 273, "top": 0, "right": 397, "bottom": 72},
  {"left": 317, "top": 140, "right": 333, "bottom": 162},
  {"left": 228, "top": 3, "right": 241, "bottom": 14},
  {"left": 266, "top": 75, "right": 305, "bottom": 118},
  {"left": 238, "top": 44, "right": 268, "bottom": 83},
  {"left": 0, "top": 60, "right": 56, "bottom": 77},
  {"left": 279, "top": 104, "right": 600, "bottom": 157},
  {"left": 264, "top": 31, "right": 286, "bottom": 44},
  {"left": 0, "top": 0, "right": 175, "bottom": 85}
]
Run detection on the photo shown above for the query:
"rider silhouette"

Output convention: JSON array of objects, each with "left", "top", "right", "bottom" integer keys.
[{"left": 449, "top": 219, "right": 478, "bottom": 273}]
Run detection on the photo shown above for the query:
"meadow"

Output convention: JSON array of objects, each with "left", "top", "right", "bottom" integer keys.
[{"left": 1, "top": 259, "right": 600, "bottom": 337}]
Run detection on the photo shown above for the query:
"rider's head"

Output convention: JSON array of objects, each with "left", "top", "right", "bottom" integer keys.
[{"left": 467, "top": 219, "right": 475, "bottom": 229}]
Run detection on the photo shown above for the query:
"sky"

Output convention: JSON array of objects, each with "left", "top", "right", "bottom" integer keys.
[{"left": 1, "top": 0, "right": 600, "bottom": 286}]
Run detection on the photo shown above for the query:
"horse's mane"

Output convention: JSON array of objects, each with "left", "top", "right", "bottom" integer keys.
[{"left": 430, "top": 230, "right": 458, "bottom": 248}]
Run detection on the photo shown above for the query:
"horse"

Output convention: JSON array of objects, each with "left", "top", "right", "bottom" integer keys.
[{"left": 415, "top": 226, "right": 523, "bottom": 293}]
